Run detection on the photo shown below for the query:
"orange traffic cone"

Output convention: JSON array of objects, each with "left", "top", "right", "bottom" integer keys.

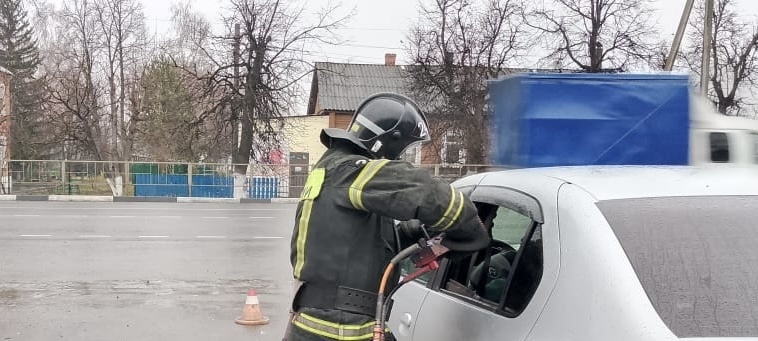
[{"left": 235, "top": 288, "right": 270, "bottom": 326}]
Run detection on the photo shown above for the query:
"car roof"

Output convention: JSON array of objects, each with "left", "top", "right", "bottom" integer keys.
[{"left": 481, "top": 165, "right": 758, "bottom": 201}]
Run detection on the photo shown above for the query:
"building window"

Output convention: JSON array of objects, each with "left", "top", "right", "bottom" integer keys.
[
  {"left": 402, "top": 145, "right": 421, "bottom": 165},
  {"left": 442, "top": 132, "right": 465, "bottom": 164}
]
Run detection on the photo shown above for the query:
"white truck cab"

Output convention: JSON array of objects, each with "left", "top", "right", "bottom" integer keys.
[{"left": 690, "top": 95, "right": 758, "bottom": 165}]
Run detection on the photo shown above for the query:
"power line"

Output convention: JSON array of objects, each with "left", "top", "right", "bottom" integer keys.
[
  {"left": 340, "top": 43, "right": 403, "bottom": 50},
  {"left": 143, "top": 16, "right": 408, "bottom": 34},
  {"left": 144, "top": 15, "right": 404, "bottom": 30},
  {"left": 298, "top": 51, "right": 384, "bottom": 64},
  {"left": 340, "top": 26, "right": 407, "bottom": 33}
]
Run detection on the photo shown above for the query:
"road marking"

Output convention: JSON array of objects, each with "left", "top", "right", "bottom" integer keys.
[
  {"left": 249, "top": 217, "right": 274, "bottom": 219},
  {"left": 19, "top": 234, "right": 52, "bottom": 237},
  {"left": 138, "top": 235, "right": 168, "bottom": 238},
  {"left": 14, "top": 214, "right": 40, "bottom": 217},
  {"left": 252, "top": 236, "right": 283, "bottom": 239},
  {"left": 78, "top": 235, "right": 111, "bottom": 238},
  {"left": 196, "top": 236, "right": 226, "bottom": 239},
  {"left": 0, "top": 207, "right": 289, "bottom": 211}
]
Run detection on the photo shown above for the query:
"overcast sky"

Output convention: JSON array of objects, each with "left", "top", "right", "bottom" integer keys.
[
  {"left": 40, "top": 0, "right": 758, "bottom": 66},
  {"left": 41, "top": 0, "right": 758, "bottom": 115},
  {"left": 132, "top": 0, "right": 758, "bottom": 66},
  {"left": 130, "top": 0, "right": 757, "bottom": 115}
]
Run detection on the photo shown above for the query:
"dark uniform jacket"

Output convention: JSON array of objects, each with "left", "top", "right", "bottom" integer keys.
[{"left": 287, "top": 143, "right": 489, "bottom": 341}]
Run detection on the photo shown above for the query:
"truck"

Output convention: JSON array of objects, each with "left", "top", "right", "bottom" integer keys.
[{"left": 488, "top": 73, "right": 758, "bottom": 167}]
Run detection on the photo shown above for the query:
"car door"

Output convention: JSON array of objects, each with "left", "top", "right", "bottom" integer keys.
[
  {"left": 401, "top": 184, "right": 555, "bottom": 341},
  {"left": 387, "top": 181, "right": 481, "bottom": 340}
]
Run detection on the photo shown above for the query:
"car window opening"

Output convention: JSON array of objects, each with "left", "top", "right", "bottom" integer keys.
[
  {"left": 439, "top": 202, "right": 544, "bottom": 317},
  {"left": 710, "top": 132, "right": 730, "bottom": 162}
]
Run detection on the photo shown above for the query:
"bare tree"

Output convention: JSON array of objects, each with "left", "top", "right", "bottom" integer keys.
[
  {"left": 683, "top": 0, "right": 758, "bottom": 115},
  {"left": 177, "top": 0, "right": 348, "bottom": 181},
  {"left": 38, "top": 0, "right": 150, "bottom": 194},
  {"left": 45, "top": 0, "right": 109, "bottom": 161},
  {"left": 0, "top": 82, "right": 9, "bottom": 193},
  {"left": 528, "top": 0, "right": 656, "bottom": 72},
  {"left": 94, "top": 0, "right": 150, "bottom": 163},
  {"left": 167, "top": 1, "right": 213, "bottom": 67},
  {"left": 406, "top": 0, "right": 528, "bottom": 164}
]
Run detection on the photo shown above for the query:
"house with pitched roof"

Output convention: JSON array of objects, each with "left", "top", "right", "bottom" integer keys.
[{"left": 304, "top": 54, "right": 456, "bottom": 165}]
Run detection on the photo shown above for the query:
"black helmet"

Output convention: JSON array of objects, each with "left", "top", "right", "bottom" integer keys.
[{"left": 320, "top": 92, "right": 431, "bottom": 160}]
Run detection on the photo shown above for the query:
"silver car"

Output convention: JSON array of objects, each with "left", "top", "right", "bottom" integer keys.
[{"left": 389, "top": 166, "right": 758, "bottom": 341}]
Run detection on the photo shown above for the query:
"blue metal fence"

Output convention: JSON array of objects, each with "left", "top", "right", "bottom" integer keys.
[
  {"left": 192, "top": 175, "right": 234, "bottom": 198},
  {"left": 133, "top": 174, "right": 278, "bottom": 198},
  {"left": 249, "top": 176, "right": 279, "bottom": 199},
  {"left": 133, "top": 174, "right": 190, "bottom": 197}
]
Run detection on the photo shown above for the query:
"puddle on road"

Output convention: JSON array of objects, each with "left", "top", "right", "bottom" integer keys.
[
  {"left": 0, "top": 288, "right": 19, "bottom": 304},
  {"left": 0, "top": 278, "right": 284, "bottom": 308}
]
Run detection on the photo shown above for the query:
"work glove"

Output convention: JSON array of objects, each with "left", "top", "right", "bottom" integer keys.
[
  {"left": 438, "top": 217, "right": 490, "bottom": 252},
  {"left": 395, "top": 219, "right": 428, "bottom": 241}
]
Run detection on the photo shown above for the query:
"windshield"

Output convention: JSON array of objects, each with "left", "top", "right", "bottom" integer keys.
[{"left": 598, "top": 196, "right": 758, "bottom": 338}]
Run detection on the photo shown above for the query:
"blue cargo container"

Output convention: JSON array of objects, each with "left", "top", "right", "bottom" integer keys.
[{"left": 488, "top": 73, "right": 691, "bottom": 167}]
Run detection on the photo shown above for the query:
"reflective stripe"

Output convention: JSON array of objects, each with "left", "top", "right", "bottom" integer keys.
[
  {"left": 441, "top": 190, "right": 465, "bottom": 230},
  {"left": 433, "top": 186, "right": 465, "bottom": 230},
  {"left": 293, "top": 199, "right": 315, "bottom": 278},
  {"left": 348, "top": 160, "right": 383, "bottom": 210},
  {"left": 301, "top": 168, "right": 325, "bottom": 200},
  {"left": 293, "top": 312, "right": 374, "bottom": 340},
  {"left": 354, "top": 114, "right": 385, "bottom": 136},
  {"left": 348, "top": 159, "right": 390, "bottom": 210},
  {"left": 432, "top": 185, "right": 458, "bottom": 228}
]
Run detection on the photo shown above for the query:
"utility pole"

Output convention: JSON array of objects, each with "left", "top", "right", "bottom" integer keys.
[
  {"left": 664, "top": 0, "right": 695, "bottom": 71},
  {"left": 231, "top": 23, "right": 247, "bottom": 199},
  {"left": 701, "top": 0, "right": 714, "bottom": 95},
  {"left": 232, "top": 23, "right": 241, "bottom": 158}
]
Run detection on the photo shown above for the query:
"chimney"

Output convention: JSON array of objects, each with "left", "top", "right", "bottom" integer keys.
[{"left": 384, "top": 53, "right": 396, "bottom": 66}]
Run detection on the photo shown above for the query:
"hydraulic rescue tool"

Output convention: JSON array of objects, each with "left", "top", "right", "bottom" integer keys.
[{"left": 372, "top": 234, "right": 450, "bottom": 341}]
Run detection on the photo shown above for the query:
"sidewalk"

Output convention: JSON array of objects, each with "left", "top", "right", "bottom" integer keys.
[{"left": 0, "top": 195, "right": 301, "bottom": 204}]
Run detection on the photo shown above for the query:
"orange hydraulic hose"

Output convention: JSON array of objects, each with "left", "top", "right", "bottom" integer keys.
[
  {"left": 373, "top": 263, "right": 395, "bottom": 341},
  {"left": 378, "top": 263, "right": 395, "bottom": 295},
  {"left": 374, "top": 243, "right": 422, "bottom": 341}
]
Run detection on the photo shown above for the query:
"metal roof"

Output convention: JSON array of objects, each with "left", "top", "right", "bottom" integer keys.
[
  {"left": 310, "top": 62, "right": 565, "bottom": 114},
  {"left": 313, "top": 62, "right": 412, "bottom": 112}
]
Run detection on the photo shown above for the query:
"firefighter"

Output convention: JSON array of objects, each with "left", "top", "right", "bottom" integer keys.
[{"left": 284, "top": 92, "right": 490, "bottom": 341}]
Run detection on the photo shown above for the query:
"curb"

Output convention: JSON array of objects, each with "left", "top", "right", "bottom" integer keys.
[
  {"left": 16, "top": 195, "right": 49, "bottom": 201},
  {"left": 113, "top": 196, "right": 178, "bottom": 203},
  {"left": 240, "top": 198, "right": 273, "bottom": 204},
  {"left": 271, "top": 198, "right": 300, "bottom": 204},
  {"left": 178, "top": 197, "right": 247, "bottom": 204},
  {"left": 0, "top": 195, "right": 299, "bottom": 204},
  {"left": 49, "top": 195, "right": 114, "bottom": 202}
]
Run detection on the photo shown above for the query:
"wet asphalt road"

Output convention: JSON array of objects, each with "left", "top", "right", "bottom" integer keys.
[{"left": 0, "top": 202, "right": 297, "bottom": 341}]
